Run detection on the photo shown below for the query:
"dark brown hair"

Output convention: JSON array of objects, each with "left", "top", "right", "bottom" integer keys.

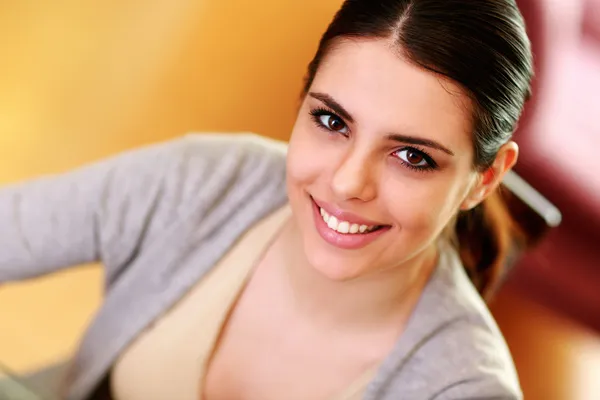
[{"left": 302, "top": 0, "right": 533, "bottom": 299}]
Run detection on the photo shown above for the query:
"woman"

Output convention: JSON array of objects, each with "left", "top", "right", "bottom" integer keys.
[{"left": 0, "top": 0, "right": 532, "bottom": 399}]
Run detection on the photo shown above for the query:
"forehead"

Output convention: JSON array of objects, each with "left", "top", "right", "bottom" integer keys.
[{"left": 310, "top": 38, "right": 472, "bottom": 148}]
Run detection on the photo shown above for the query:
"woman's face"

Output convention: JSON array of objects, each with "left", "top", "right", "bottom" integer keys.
[{"left": 286, "top": 38, "right": 479, "bottom": 281}]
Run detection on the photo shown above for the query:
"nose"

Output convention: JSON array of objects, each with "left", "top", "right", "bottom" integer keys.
[{"left": 331, "top": 148, "right": 377, "bottom": 202}]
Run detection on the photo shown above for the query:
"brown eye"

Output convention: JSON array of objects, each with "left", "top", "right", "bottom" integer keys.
[
  {"left": 317, "top": 114, "right": 349, "bottom": 134},
  {"left": 406, "top": 150, "right": 424, "bottom": 165},
  {"left": 328, "top": 117, "right": 345, "bottom": 131},
  {"left": 395, "top": 148, "right": 432, "bottom": 169}
]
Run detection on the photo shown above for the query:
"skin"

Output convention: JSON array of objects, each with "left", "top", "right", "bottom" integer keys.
[{"left": 202, "top": 38, "right": 518, "bottom": 400}]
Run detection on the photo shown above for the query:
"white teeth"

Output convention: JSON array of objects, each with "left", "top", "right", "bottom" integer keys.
[
  {"left": 327, "top": 215, "right": 338, "bottom": 230},
  {"left": 337, "top": 221, "right": 350, "bottom": 234},
  {"left": 319, "top": 207, "right": 377, "bottom": 234}
]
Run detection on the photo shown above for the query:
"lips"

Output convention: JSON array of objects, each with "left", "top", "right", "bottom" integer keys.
[
  {"left": 319, "top": 206, "right": 382, "bottom": 234},
  {"left": 309, "top": 196, "right": 391, "bottom": 250},
  {"left": 311, "top": 197, "right": 388, "bottom": 227}
]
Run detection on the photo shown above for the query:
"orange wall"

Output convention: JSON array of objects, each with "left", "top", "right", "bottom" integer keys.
[
  {"left": 0, "top": 0, "right": 343, "bottom": 181},
  {"left": 0, "top": 0, "right": 342, "bottom": 372}
]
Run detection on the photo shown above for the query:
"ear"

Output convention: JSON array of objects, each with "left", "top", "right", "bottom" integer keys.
[{"left": 460, "top": 141, "right": 519, "bottom": 211}]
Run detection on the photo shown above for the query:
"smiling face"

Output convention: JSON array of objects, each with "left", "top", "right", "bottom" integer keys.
[{"left": 286, "top": 38, "right": 482, "bottom": 281}]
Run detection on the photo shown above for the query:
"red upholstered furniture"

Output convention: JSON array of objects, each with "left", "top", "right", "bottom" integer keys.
[{"left": 509, "top": 0, "right": 600, "bottom": 330}]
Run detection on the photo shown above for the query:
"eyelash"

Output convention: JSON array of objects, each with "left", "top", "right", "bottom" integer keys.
[
  {"left": 308, "top": 107, "right": 438, "bottom": 173},
  {"left": 310, "top": 107, "right": 348, "bottom": 135},
  {"left": 395, "top": 147, "right": 438, "bottom": 172}
]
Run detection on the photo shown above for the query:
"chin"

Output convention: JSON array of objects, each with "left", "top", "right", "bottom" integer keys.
[
  {"left": 301, "top": 237, "right": 371, "bottom": 282},
  {"left": 310, "top": 258, "right": 366, "bottom": 282},
  {"left": 289, "top": 191, "right": 386, "bottom": 281}
]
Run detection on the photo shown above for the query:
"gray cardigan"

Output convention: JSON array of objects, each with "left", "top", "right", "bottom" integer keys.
[{"left": 0, "top": 133, "right": 521, "bottom": 400}]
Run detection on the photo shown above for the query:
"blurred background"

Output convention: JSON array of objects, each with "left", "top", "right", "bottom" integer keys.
[{"left": 0, "top": 0, "right": 598, "bottom": 399}]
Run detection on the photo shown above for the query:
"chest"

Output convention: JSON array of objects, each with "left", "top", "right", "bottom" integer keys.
[{"left": 202, "top": 266, "right": 380, "bottom": 400}]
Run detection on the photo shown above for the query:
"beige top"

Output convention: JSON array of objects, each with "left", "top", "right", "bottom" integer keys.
[{"left": 110, "top": 205, "right": 375, "bottom": 400}]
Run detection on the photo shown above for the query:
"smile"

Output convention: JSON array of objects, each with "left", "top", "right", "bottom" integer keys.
[
  {"left": 310, "top": 196, "right": 391, "bottom": 250},
  {"left": 319, "top": 207, "right": 381, "bottom": 234}
]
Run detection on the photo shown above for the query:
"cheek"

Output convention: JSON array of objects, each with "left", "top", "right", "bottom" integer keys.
[
  {"left": 382, "top": 173, "right": 467, "bottom": 235},
  {"left": 286, "top": 119, "right": 329, "bottom": 190},
  {"left": 286, "top": 140, "right": 312, "bottom": 187}
]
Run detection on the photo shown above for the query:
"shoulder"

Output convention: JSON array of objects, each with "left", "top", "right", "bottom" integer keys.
[
  {"left": 96, "top": 132, "right": 289, "bottom": 276},
  {"left": 122, "top": 132, "right": 289, "bottom": 206},
  {"left": 171, "top": 132, "right": 288, "bottom": 202},
  {"left": 378, "top": 243, "right": 522, "bottom": 399},
  {"left": 176, "top": 132, "right": 288, "bottom": 161},
  {"left": 149, "top": 132, "right": 288, "bottom": 177},
  {"left": 143, "top": 131, "right": 289, "bottom": 216},
  {"left": 83, "top": 132, "right": 288, "bottom": 194},
  {"left": 420, "top": 311, "right": 523, "bottom": 399},
  {"left": 115, "top": 131, "right": 287, "bottom": 170},
  {"left": 424, "top": 244, "right": 521, "bottom": 399}
]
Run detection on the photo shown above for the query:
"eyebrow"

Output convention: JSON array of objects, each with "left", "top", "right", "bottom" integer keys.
[
  {"left": 308, "top": 92, "right": 355, "bottom": 124},
  {"left": 386, "top": 134, "right": 455, "bottom": 156},
  {"left": 308, "top": 91, "right": 454, "bottom": 156}
]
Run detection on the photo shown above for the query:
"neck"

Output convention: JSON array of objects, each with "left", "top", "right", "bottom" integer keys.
[{"left": 274, "top": 218, "right": 438, "bottom": 332}]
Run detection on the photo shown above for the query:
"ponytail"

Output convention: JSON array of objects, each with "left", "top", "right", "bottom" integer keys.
[{"left": 454, "top": 189, "right": 523, "bottom": 301}]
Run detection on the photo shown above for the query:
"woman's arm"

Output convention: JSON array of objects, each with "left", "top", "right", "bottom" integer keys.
[
  {"left": 0, "top": 133, "right": 287, "bottom": 285},
  {"left": 0, "top": 137, "right": 187, "bottom": 282}
]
